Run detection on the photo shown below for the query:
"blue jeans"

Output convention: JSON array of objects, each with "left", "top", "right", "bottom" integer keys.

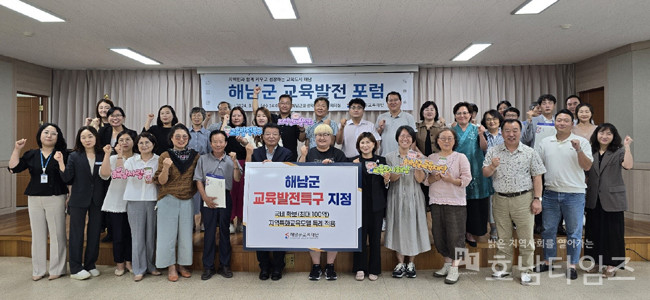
[{"left": 541, "top": 190, "right": 585, "bottom": 265}]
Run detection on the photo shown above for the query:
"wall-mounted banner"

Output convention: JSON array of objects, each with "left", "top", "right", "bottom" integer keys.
[
  {"left": 201, "top": 73, "right": 414, "bottom": 112},
  {"left": 243, "top": 162, "right": 362, "bottom": 251}
]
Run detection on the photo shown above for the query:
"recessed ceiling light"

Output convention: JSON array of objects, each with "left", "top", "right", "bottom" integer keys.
[
  {"left": 512, "top": 0, "right": 558, "bottom": 15},
  {"left": 289, "top": 47, "right": 312, "bottom": 64},
  {"left": 264, "top": 0, "right": 297, "bottom": 19},
  {"left": 451, "top": 44, "right": 491, "bottom": 62},
  {"left": 0, "top": 0, "right": 65, "bottom": 22},
  {"left": 110, "top": 48, "right": 161, "bottom": 65}
]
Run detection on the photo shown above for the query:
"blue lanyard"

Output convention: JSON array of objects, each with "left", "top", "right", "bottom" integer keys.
[{"left": 40, "top": 150, "right": 52, "bottom": 174}]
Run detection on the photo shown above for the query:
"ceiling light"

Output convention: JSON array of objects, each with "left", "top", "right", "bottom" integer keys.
[
  {"left": 451, "top": 44, "right": 491, "bottom": 62},
  {"left": 0, "top": 0, "right": 64, "bottom": 22},
  {"left": 289, "top": 47, "right": 312, "bottom": 64},
  {"left": 264, "top": 0, "right": 297, "bottom": 19},
  {"left": 512, "top": 0, "right": 558, "bottom": 15},
  {"left": 110, "top": 48, "right": 161, "bottom": 65}
]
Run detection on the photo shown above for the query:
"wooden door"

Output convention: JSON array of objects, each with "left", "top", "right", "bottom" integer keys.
[
  {"left": 16, "top": 95, "right": 47, "bottom": 207},
  {"left": 579, "top": 87, "right": 605, "bottom": 125}
]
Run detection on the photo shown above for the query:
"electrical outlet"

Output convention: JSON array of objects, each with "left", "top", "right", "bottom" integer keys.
[{"left": 285, "top": 253, "right": 295, "bottom": 268}]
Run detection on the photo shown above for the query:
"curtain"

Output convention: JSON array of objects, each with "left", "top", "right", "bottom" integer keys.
[
  {"left": 51, "top": 69, "right": 201, "bottom": 140},
  {"left": 413, "top": 65, "right": 575, "bottom": 123},
  {"left": 51, "top": 65, "right": 573, "bottom": 142}
]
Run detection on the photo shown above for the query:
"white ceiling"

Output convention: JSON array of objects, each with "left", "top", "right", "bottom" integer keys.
[{"left": 1, "top": 0, "right": 650, "bottom": 69}]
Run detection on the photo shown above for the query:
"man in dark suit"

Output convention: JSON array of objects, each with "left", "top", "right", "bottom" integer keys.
[
  {"left": 248, "top": 123, "right": 293, "bottom": 163},
  {"left": 247, "top": 123, "right": 292, "bottom": 280}
]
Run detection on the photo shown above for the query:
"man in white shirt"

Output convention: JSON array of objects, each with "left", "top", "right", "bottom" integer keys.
[
  {"left": 534, "top": 109, "right": 593, "bottom": 280},
  {"left": 375, "top": 91, "right": 416, "bottom": 156},
  {"left": 336, "top": 98, "right": 381, "bottom": 158}
]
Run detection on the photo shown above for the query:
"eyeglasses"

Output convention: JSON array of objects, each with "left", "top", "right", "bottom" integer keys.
[
  {"left": 173, "top": 135, "right": 189, "bottom": 140},
  {"left": 349, "top": 105, "right": 364, "bottom": 111},
  {"left": 455, "top": 111, "right": 470, "bottom": 116},
  {"left": 316, "top": 133, "right": 331, "bottom": 138},
  {"left": 438, "top": 137, "right": 454, "bottom": 142},
  {"left": 110, "top": 114, "right": 123, "bottom": 118}
]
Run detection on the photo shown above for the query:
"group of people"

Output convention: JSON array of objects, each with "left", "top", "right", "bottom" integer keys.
[{"left": 8, "top": 90, "right": 633, "bottom": 286}]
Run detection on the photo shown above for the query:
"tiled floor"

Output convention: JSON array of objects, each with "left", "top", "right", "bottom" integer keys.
[{"left": 3, "top": 257, "right": 649, "bottom": 299}]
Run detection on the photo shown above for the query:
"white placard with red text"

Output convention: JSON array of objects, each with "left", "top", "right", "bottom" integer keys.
[{"left": 243, "top": 162, "right": 361, "bottom": 251}]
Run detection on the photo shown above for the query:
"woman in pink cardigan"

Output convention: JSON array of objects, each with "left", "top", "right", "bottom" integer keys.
[{"left": 423, "top": 128, "right": 472, "bottom": 285}]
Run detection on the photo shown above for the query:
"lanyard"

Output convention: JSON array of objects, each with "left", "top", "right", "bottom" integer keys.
[{"left": 40, "top": 150, "right": 53, "bottom": 174}]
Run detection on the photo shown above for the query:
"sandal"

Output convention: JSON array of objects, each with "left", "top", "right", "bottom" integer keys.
[
  {"left": 602, "top": 268, "right": 617, "bottom": 278},
  {"left": 355, "top": 271, "right": 365, "bottom": 281},
  {"left": 368, "top": 274, "right": 378, "bottom": 281}
]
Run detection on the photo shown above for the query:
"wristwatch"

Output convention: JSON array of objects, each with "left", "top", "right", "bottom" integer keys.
[{"left": 534, "top": 196, "right": 542, "bottom": 202}]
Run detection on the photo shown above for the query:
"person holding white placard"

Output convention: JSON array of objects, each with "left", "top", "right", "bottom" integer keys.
[{"left": 194, "top": 130, "right": 244, "bottom": 280}]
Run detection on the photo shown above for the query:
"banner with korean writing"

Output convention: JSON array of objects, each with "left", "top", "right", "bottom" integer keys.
[
  {"left": 243, "top": 162, "right": 362, "bottom": 251},
  {"left": 201, "top": 73, "right": 414, "bottom": 112}
]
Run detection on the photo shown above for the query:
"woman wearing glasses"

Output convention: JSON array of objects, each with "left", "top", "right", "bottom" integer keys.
[
  {"left": 153, "top": 124, "right": 200, "bottom": 282},
  {"left": 452, "top": 102, "right": 493, "bottom": 247},
  {"left": 299, "top": 124, "right": 347, "bottom": 281}
]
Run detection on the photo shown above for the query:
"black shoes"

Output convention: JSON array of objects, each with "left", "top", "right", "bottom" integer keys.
[
  {"left": 201, "top": 268, "right": 216, "bottom": 280},
  {"left": 259, "top": 269, "right": 270, "bottom": 280},
  {"left": 534, "top": 263, "right": 557, "bottom": 273},
  {"left": 271, "top": 270, "right": 282, "bottom": 281},
  {"left": 567, "top": 268, "right": 578, "bottom": 280},
  {"left": 217, "top": 266, "right": 233, "bottom": 278}
]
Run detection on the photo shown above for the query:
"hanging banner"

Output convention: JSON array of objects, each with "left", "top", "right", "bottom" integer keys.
[
  {"left": 243, "top": 162, "right": 362, "bottom": 251},
  {"left": 201, "top": 73, "right": 414, "bottom": 112}
]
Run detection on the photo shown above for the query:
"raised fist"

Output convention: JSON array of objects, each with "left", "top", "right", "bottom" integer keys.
[
  {"left": 14, "top": 139, "right": 26, "bottom": 150},
  {"left": 102, "top": 144, "right": 113, "bottom": 154},
  {"left": 162, "top": 157, "right": 173, "bottom": 168},
  {"left": 570, "top": 139, "right": 581, "bottom": 151},
  {"left": 53, "top": 151, "right": 64, "bottom": 163},
  {"left": 491, "top": 157, "right": 500, "bottom": 168}
]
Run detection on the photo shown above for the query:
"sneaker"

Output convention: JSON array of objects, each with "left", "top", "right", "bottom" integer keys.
[
  {"left": 382, "top": 218, "right": 387, "bottom": 232},
  {"left": 325, "top": 264, "right": 337, "bottom": 280},
  {"left": 520, "top": 272, "right": 533, "bottom": 286},
  {"left": 491, "top": 271, "right": 511, "bottom": 279},
  {"left": 70, "top": 270, "right": 91, "bottom": 280},
  {"left": 405, "top": 262, "right": 416, "bottom": 278},
  {"left": 444, "top": 266, "right": 459, "bottom": 284},
  {"left": 567, "top": 267, "right": 578, "bottom": 280},
  {"left": 308, "top": 264, "right": 321, "bottom": 281},
  {"left": 392, "top": 263, "right": 406, "bottom": 278},
  {"left": 88, "top": 269, "right": 100, "bottom": 277},
  {"left": 434, "top": 263, "right": 451, "bottom": 277},
  {"left": 229, "top": 223, "right": 235, "bottom": 234}
]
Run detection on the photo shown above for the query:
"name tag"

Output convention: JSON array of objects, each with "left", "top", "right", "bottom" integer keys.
[
  {"left": 94, "top": 162, "right": 103, "bottom": 165},
  {"left": 40, "top": 174, "right": 48, "bottom": 183}
]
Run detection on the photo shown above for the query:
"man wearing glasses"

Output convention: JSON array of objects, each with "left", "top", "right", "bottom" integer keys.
[
  {"left": 253, "top": 93, "right": 306, "bottom": 161},
  {"left": 376, "top": 91, "right": 417, "bottom": 156},
  {"left": 247, "top": 123, "right": 292, "bottom": 281},
  {"left": 336, "top": 98, "right": 382, "bottom": 159}
]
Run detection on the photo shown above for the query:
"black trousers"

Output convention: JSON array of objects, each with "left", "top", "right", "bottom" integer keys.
[
  {"left": 353, "top": 209, "right": 384, "bottom": 275},
  {"left": 68, "top": 201, "right": 103, "bottom": 274},
  {"left": 201, "top": 194, "right": 233, "bottom": 269},
  {"left": 256, "top": 251, "right": 286, "bottom": 273},
  {"left": 109, "top": 212, "right": 132, "bottom": 263}
]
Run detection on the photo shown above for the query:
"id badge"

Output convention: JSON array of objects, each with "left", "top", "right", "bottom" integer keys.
[{"left": 40, "top": 174, "right": 48, "bottom": 183}]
